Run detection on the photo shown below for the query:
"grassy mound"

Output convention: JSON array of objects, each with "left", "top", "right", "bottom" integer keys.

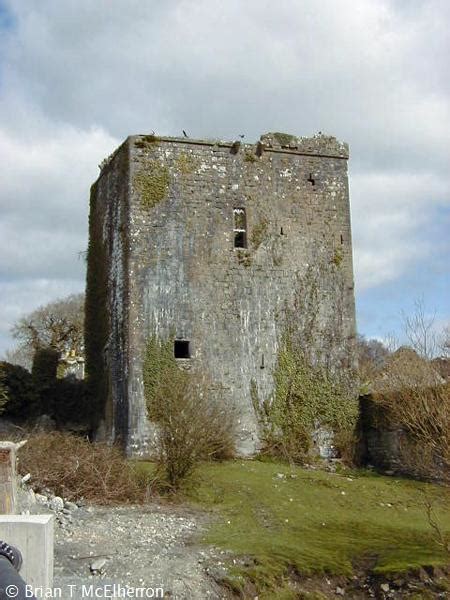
[{"left": 163, "top": 460, "right": 450, "bottom": 594}]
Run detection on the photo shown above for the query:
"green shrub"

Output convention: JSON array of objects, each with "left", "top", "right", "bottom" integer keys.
[{"left": 143, "top": 335, "right": 236, "bottom": 489}]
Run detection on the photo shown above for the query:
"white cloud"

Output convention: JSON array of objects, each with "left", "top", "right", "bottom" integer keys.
[
  {"left": 0, "top": 0, "right": 449, "bottom": 352},
  {"left": 0, "top": 278, "right": 84, "bottom": 353},
  {"left": 0, "top": 125, "right": 118, "bottom": 279},
  {"left": 351, "top": 170, "right": 449, "bottom": 290}
]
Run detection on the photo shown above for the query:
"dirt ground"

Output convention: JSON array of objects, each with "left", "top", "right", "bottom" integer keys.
[{"left": 52, "top": 503, "right": 230, "bottom": 600}]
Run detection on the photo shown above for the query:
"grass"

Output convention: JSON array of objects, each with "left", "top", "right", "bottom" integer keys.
[{"left": 137, "top": 460, "right": 450, "bottom": 594}]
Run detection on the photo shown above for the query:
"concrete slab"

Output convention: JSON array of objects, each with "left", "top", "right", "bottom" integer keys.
[{"left": 0, "top": 514, "right": 54, "bottom": 589}]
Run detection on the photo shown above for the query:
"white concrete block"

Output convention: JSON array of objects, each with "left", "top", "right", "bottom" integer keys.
[{"left": 0, "top": 514, "right": 54, "bottom": 589}]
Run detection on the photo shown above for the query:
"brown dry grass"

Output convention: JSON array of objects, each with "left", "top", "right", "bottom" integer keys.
[
  {"left": 16, "top": 432, "right": 149, "bottom": 504},
  {"left": 372, "top": 348, "right": 450, "bottom": 481}
]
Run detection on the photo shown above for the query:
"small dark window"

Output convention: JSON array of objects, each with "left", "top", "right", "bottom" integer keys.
[
  {"left": 307, "top": 173, "right": 315, "bottom": 186},
  {"left": 233, "top": 208, "right": 247, "bottom": 248},
  {"left": 340, "top": 234, "right": 344, "bottom": 245},
  {"left": 234, "top": 231, "right": 246, "bottom": 248},
  {"left": 280, "top": 227, "right": 284, "bottom": 235},
  {"left": 174, "top": 340, "right": 190, "bottom": 359}
]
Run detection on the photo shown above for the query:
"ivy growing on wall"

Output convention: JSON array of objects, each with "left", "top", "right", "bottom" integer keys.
[
  {"left": 85, "top": 181, "right": 110, "bottom": 428},
  {"left": 134, "top": 134, "right": 160, "bottom": 149},
  {"left": 133, "top": 160, "right": 170, "bottom": 210},
  {"left": 143, "top": 334, "right": 179, "bottom": 420},
  {"left": 177, "top": 152, "right": 198, "bottom": 175},
  {"left": 252, "top": 262, "right": 358, "bottom": 463},
  {"left": 272, "top": 132, "right": 296, "bottom": 147},
  {"left": 251, "top": 218, "right": 269, "bottom": 250}
]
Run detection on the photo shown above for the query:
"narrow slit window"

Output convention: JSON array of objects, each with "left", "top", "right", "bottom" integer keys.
[
  {"left": 233, "top": 208, "right": 247, "bottom": 248},
  {"left": 174, "top": 340, "right": 190, "bottom": 359}
]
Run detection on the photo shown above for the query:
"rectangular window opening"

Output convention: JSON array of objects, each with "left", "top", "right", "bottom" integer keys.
[
  {"left": 174, "top": 340, "right": 190, "bottom": 359},
  {"left": 234, "top": 231, "right": 246, "bottom": 248},
  {"left": 233, "top": 208, "right": 247, "bottom": 248}
]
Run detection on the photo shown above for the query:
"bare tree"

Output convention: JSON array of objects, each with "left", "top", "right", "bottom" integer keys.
[
  {"left": 10, "top": 294, "right": 85, "bottom": 363},
  {"left": 355, "top": 334, "right": 390, "bottom": 383},
  {"left": 440, "top": 324, "right": 450, "bottom": 358},
  {"left": 401, "top": 298, "right": 438, "bottom": 359},
  {"left": 1, "top": 346, "right": 33, "bottom": 371}
]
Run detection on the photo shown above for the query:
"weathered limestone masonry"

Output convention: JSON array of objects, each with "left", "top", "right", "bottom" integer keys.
[{"left": 86, "top": 132, "right": 357, "bottom": 456}]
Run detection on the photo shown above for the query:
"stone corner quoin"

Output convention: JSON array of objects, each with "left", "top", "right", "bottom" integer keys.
[{"left": 85, "top": 131, "right": 357, "bottom": 457}]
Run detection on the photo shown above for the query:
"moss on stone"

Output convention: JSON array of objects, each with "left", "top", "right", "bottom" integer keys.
[
  {"left": 133, "top": 160, "right": 170, "bottom": 209},
  {"left": 273, "top": 132, "right": 296, "bottom": 147},
  {"left": 85, "top": 181, "right": 110, "bottom": 428},
  {"left": 177, "top": 152, "right": 198, "bottom": 175},
  {"left": 251, "top": 218, "right": 269, "bottom": 250},
  {"left": 134, "top": 135, "right": 160, "bottom": 149},
  {"left": 236, "top": 249, "right": 252, "bottom": 267},
  {"left": 331, "top": 248, "right": 343, "bottom": 267},
  {"left": 244, "top": 151, "right": 257, "bottom": 163}
]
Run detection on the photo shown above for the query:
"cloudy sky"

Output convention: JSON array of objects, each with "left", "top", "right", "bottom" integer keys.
[{"left": 0, "top": 0, "right": 449, "bottom": 356}]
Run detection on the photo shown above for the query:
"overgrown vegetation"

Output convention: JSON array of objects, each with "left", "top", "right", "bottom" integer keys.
[
  {"left": 16, "top": 433, "right": 149, "bottom": 504},
  {"left": 244, "top": 151, "right": 257, "bottom": 163},
  {"left": 133, "top": 160, "right": 170, "bottom": 209},
  {"left": 143, "top": 335, "right": 236, "bottom": 489},
  {"left": 0, "top": 361, "right": 37, "bottom": 418},
  {"left": 252, "top": 339, "right": 358, "bottom": 463},
  {"left": 171, "top": 460, "right": 450, "bottom": 596},
  {"left": 236, "top": 249, "right": 252, "bottom": 267},
  {"left": 177, "top": 152, "right": 197, "bottom": 175},
  {"left": 272, "top": 132, "right": 296, "bottom": 147},
  {"left": 85, "top": 182, "right": 110, "bottom": 429},
  {"left": 331, "top": 248, "right": 343, "bottom": 267},
  {"left": 357, "top": 300, "right": 450, "bottom": 482},
  {"left": 371, "top": 349, "right": 450, "bottom": 481},
  {"left": 0, "top": 352, "right": 90, "bottom": 427},
  {"left": 250, "top": 218, "right": 269, "bottom": 250},
  {"left": 253, "top": 264, "right": 358, "bottom": 463},
  {"left": 0, "top": 363, "right": 11, "bottom": 414},
  {"left": 134, "top": 134, "right": 160, "bottom": 149}
]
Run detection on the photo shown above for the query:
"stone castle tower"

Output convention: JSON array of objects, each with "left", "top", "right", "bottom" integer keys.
[{"left": 86, "top": 132, "right": 356, "bottom": 456}]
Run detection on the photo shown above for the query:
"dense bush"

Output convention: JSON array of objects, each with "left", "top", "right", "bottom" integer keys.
[
  {"left": 143, "top": 335, "right": 236, "bottom": 489},
  {"left": 0, "top": 361, "right": 37, "bottom": 419},
  {"left": 1, "top": 349, "right": 91, "bottom": 428},
  {"left": 17, "top": 432, "right": 149, "bottom": 504},
  {"left": 372, "top": 348, "right": 450, "bottom": 481}
]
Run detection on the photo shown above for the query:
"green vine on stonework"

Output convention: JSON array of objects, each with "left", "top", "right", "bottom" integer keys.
[
  {"left": 0, "top": 364, "right": 8, "bottom": 414},
  {"left": 134, "top": 135, "right": 160, "bottom": 149},
  {"left": 251, "top": 218, "right": 269, "bottom": 250},
  {"left": 272, "top": 132, "right": 296, "bottom": 147},
  {"left": 253, "top": 263, "right": 358, "bottom": 462},
  {"left": 85, "top": 181, "right": 110, "bottom": 428},
  {"left": 133, "top": 160, "right": 170, "bottom": 210},
  {"left": 143, "top": 335, "right": 181, "bottom": 420},
  {"left": 331, "top": 248, "right": 343, "bottom": 267},
  {"left": 236, "top": 249, "right": 252, "bottom": 267},
  {"left": 244, "top": 151, "right": 257, "bottom": 163},
  {"left": 177, "top": 152, "right": 198, "bottom": 175}
]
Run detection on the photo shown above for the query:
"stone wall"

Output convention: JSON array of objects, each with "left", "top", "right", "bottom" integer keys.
[
  {"left": 359, "top": 394, "right": 449, "bottom": 481},
  {"left": 86, "top": 132, "right": 357, "bottom": 456}
]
